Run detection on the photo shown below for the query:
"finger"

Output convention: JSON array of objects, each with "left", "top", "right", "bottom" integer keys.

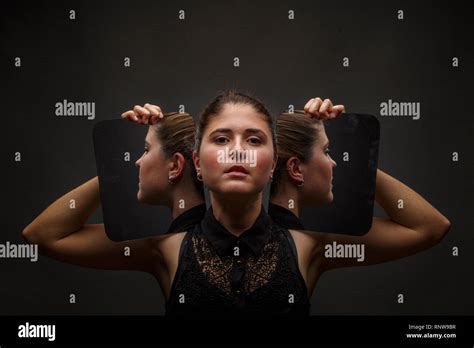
[
  {"left": 308, "top": 97, "right": 323, "bottom": 115},
  {"left": 152, "top": 105, "right": 164, "bottom": 120},
  {"left": 320, "top": 99, "right": 332, "bottom": 114},
  {"left": 133, "top": 105, "right": 151, "bottom": 116},
  {"left": 144, "top": 103, "right": 161, "bottom": 118},
  {"left": 333, "top": 104, "right": 345, "bottom": 113},
  {"left": 330, "top": 105, "right": 345, "bottom": 118},
  {"left": 303, "top": 98, "right": 314, "bottom": 113},
  {"left": 144, "top": 104, "right": 161, "bottom": 124},
  {"left": 316, "top": 99, "right": 331, "bottom": 118},
  {"left": 132, "top": 105, "right": 144, "bottom": 123},
  {"left": 154, "top": 104, "right": 163, "bottom": 117},
  {"left": 150, "top": 113, "right": 163, "bottom": 124},
  {"left": 121, "top": 110, "right": 138, "bottom": 122},
  {"left": 133, "top": 105, "right": 151, "bottom": 124},
  {"left": 133, "top": 105, "right": 151, "bottom": 119},
  {"left": 121, "top": 110, "right": 134, "bottom": 119}
]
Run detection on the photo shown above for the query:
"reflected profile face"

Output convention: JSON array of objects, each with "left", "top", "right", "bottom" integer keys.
[
  {"left": 195, "top": 103, "right": 275, "bottom": 197},
  {"left": 135, "top": 125, "right": 170, "bottom": 204},
  {"left": 300, "top": 124, "right": 337, "bottom": 205}
]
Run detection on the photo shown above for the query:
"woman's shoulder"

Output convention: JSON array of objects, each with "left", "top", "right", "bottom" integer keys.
[
  {"left": 287, "top": 228, "right": 325, "bottom": 262},
  {"left": 288, "top": 228, "right": 323, "bottom": 242},
  {"left": 147, "top": 231, "right": 189, "bottom": 258}
]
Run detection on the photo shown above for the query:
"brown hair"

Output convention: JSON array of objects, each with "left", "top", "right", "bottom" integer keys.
[
  {"left": 194, "top": 90, "right": 277, "bottom": 157},
  {"left": 155, "top": 112, "right": 203, "bottom": 196},
  {"left": 270, "top": 110, "right": 324, "bottom": 196}
]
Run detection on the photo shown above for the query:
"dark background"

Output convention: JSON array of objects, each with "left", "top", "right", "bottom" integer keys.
[{"left": 1, "top": 0, "right": 472, "bottom": 315}]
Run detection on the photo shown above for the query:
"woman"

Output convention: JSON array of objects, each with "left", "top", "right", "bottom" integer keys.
[
  {"left": 165, "top": 91, "right": 309, "bottom": 318},
  {"left": 269, "top": 98, "right": 451, "bottom": 299},
  {"left": 22, "top": 104, "right": 205, "bottom": 300}
]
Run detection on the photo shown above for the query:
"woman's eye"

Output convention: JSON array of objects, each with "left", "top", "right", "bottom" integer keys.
[
  {"left": 248, "top": 137, "right": 262, "bottom": 145},
  {"left": 215, "top": 136, "right": 229, "bottom": 144},
  {"left": 144, "top": 148, "right": 149, "bottom": 154},
  {"left": 325, "top": 148, "right": 331, "bottom": 155}
]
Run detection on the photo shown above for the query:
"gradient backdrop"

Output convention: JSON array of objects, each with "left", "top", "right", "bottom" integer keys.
[{"left": 1, "top": 0, "right": 472, "bottom": 316}]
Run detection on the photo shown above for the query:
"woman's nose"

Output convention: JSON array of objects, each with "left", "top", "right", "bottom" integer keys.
[
  {"left": 227, "top": 140, "right": 247, "bottom": 163},
  {"left": 232, "top": 138, "right": 244, "bottom": 151}
]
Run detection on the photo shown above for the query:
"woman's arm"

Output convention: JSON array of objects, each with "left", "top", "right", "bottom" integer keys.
[
  {"left": 22, "top": 102, "right": 170, "bottom": 272},
  {"left": 21, "top": 176, "right": 157, "bottom": 273},
  {"left": 23, "top": 176, "right": 100, "bottom": 244},
  {"left": 295, "top": 99, "right": 450, "bottom": 271},
  {"left": 309, "top": 169, "right": 451, "bottom": 272}
]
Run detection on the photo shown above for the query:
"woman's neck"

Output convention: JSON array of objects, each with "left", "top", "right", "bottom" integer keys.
[
  {"left": 270, "top": 184, "right": 302, "bottom": 217},
  {"left": 210, "top": 193, "right": 263, "bottom": 237},
  {"left": 169, "top": 181, "right": 205, "bottom": 219}
]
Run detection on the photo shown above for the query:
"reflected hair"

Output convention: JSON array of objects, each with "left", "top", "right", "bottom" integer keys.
[
  {"left": 271, "top": 110, "right": 324, "bottom": 196},
  {"left": 156, "top": 112, "right": 204, "bottom": 197}
]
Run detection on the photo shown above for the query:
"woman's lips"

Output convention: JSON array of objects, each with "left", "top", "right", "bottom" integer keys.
[
  {"left": 224, "top": 165, "right": 249, "bottom": 178},
  {"left": 225, "top": 171, "right": 248, "bottom": 178}
]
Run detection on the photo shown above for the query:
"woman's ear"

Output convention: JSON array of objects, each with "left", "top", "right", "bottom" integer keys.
[
  {"left": 192, "top": 150, "right": 200, "bottom": 172},
  {"left": 272, "top": 155, "right": 278, "bottom": 173},
  {"left": 169, "top": 152, "right": 186, "bottom": 179},
  {"left": 286, "top": 156, "right": 304, "bottom": 182}
]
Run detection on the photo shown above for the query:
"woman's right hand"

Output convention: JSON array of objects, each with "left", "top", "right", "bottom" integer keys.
[
  {"left": 121, "top": 103, "right": 164, "bottom": 125},
  {"left": 303, "top": 97, "right": 345, "bottom": 120}
]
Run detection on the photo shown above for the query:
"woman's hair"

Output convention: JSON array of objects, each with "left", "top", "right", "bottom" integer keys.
[
  {"left": 194, "top": 90, "right": 277, "bottom": 157},
  {"left": 270, "top": 111, "right": 324, "bottom": 196},
  {"left": 155, "top": 112, "right": 204, "bottom": 197}
]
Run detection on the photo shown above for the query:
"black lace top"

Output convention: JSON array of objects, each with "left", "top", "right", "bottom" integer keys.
[{"left": 165, "top": 206, "right": 310, "bottom": 319}]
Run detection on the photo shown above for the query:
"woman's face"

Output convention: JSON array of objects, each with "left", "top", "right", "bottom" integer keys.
[
  {"left": 195, "top": 103, "right": 275, "bottom": 198},
  {"left": 300, "top": 124, "right": 337, "bottom": 205},
  {"left": 135, "top": 125, "right": 170, "bottom": 204}
]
